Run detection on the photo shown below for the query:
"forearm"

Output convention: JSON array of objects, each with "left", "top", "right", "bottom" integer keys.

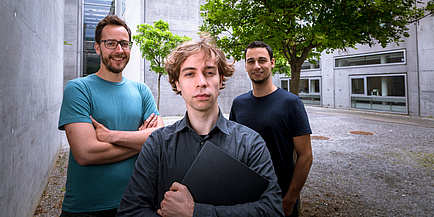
[
  {"left": 70, "top": 139, "right": 139, "bottom": 165},
  {"left": 65, "top": 123, "right": 139, "bottom": 165},
  {"left": 104, "top": 128, "right": 160, "bottom": 151},
  {"left": 94, "top": 116, "right": 164, "bottom": 151},
  {"left": 82, "top": 142, "right": 138, "bottom": 165},
  {"left": 284, "top": 154, "right": 313, "bottom": 202}
]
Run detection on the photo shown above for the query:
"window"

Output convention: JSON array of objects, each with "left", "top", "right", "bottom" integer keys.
[
  {"left": 281, "top": 80, "right": 289, "bottom": 92},
  {"left": 350, "top": 75, "right": 406, "bottom": 113},
  {"left": 301, "top": 60, "right": 320, "bottom": 70},
  {"left": 83, "top": 0, "right": 116, "bottom": 77},
  {"left": 280, "top": 77, "right": 321, "bottom": 105},
  {"left": 335, "top": 50, "right": 405, "bottom": 68},
  {"left": 351, "top": 78, "right": 364, "bottom": 95}
]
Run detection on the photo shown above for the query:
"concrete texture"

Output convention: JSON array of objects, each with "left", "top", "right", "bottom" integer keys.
[
  {"left": 62, "top": 0, "right": 433, "bottom": 117},
  {"left": 122, "top": 0, "right": 252, "bottom": 116},
  {"left": 63, "top": 0, "right": 82, "bottom": 88},
  {"left": 0, "top": 0, "right": 64, "bottom": 217},
  {"left": 302, "top": 106, "right": 434, "bottom": 216}
]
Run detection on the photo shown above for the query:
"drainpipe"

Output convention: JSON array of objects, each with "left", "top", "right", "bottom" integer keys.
[{"left": 415, "top": 23, "right": 420, "bottom": 116}]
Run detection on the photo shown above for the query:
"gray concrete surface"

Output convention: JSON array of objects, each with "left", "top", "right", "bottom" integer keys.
[
  {"left": 301, "top": 106, "right": 434, "bottom": 216},
  {"left": 37, "top": 106, "right": 432, "bottom": 216},
  {"left": 162, "top": 106, "right": 434, "bottom": 216},
  {"left": 0, "top": 1, "right": 65, "bottom": 217}
]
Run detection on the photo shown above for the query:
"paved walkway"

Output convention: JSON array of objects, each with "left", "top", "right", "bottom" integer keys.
[
  {"left": 299, "top": 106, "right": 433, "bottom": 216},
  {"left": 48, "top": 106, "right": 433, "bottom": 216}
]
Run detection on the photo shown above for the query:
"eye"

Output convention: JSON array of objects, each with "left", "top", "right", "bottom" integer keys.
[
  {"left": 206, "top": 71, "right": 216, "bottom": 76},
  {"left": 184, "top": 72, "right": 194, "bottom": 77},
  {"left": 106, "top": 41, "right": 116, "bottom": 46},
  {"left": 120, "top": 41, "right": 129, "bottom": 46}
]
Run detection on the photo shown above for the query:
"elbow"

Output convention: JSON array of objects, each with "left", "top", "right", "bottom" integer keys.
[
  {"left": 298, "top": 152, "right": 313, "bottom": 168},
  {"left": 305, "top": 152, "right": 313, "bottom": 166},
  {"left": 73, "top": 152, "right": 94, "bottom": 166}
]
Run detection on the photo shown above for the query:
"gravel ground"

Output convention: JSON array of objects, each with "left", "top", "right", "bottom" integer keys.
[{"left": 34, "top": 107, "right": 434, "bottom": 216}]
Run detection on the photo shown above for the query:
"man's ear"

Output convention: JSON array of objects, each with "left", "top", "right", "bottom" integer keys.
[
  {"left": 271, "top": 58, "right": 275, "bottom": 69},
  {"left": 220, "top": 75, "right": 224, "bottom": 87},
  {"left": 176, "top": 81, "right": 181, "bottom": 92},
  {"left": 95, "top": 42, "right": 101, "bottom": 55}
]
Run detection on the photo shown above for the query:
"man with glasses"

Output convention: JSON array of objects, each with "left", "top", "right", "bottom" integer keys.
[{"left": 58, "top": 15, "right": 164, "bottom": 217}]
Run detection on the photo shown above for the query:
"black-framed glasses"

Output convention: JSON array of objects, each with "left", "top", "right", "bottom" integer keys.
[{"left": 100, "top": 40, "right": 133, "bottom": 50}]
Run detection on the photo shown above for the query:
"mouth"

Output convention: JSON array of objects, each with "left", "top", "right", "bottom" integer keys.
[
  {"left": 110, "top": 55, "right": 125, "bottom": 62},
  {"left": 194, "top": 93, "right": 210, "bottom": 100},
  {"left": 252, "top": 71, "right": 263, "bottom": 76}
]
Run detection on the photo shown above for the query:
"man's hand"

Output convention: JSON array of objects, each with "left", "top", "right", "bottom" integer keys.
[
  {"left": 157, "top": 182, "right": 195, "bottom": 217},
  {"left": 91, "top": 116, "right": 114, "bottom": 144},
  {"left": 282, "top": 194, "right": 296, "bottom": 216},
  {"left": 138, "top": 113, "right": 159, "bottom": 131}
]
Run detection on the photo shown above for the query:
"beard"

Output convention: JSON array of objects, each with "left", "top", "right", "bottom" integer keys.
[
  {"left": 251, "top": 72, "right": 271, "bottom": 84},
  {"left": 100, "top": 50, "right": 129, "bottom": 74}
]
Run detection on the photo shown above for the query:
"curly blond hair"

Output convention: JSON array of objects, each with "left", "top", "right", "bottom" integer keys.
[{"left": 165, "top": 36, "right": 235, "bottom": 95}]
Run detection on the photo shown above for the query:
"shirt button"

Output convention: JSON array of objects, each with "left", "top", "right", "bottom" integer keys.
[{"left": 200, "top": 142, "right": 204, "bottom": 146}]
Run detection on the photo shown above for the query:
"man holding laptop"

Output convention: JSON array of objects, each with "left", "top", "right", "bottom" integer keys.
[{"left": 117, "top": 36, "right": 284, "bottom": 217}]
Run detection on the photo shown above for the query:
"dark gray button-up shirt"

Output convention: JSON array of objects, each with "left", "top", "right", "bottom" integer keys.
[{"left": 117, "top": 112, "right": 284, "bottom": 217}]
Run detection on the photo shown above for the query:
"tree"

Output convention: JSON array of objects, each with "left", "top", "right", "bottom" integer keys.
[
  {"left": 200, "top": 0, "right": 429, "bottom": 95},
  {"left": 133, "top": 19, "right": 191, "bottom": 109}
]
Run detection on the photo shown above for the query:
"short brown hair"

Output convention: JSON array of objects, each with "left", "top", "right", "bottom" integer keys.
[
  {"left": 95, "top": 15, "right": 131, "bottom": 43},
  {"left": 165, "top": 36, "right": 235, "bottom": 95},
  {"left": 244, "top": 41, "right": 273, "bottom": 60}
]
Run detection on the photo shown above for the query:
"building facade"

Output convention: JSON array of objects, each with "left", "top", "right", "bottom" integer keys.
[
  {"left": 278, "top": 16, "right": 433, "bottom": 118},
  {"left": 63, "top": 0, "right": 433, "bottom": 118}
]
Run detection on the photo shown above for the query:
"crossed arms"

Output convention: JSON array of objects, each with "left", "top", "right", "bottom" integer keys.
[{"left": 64, "top": 113, "right": 164, "bottom": 165}]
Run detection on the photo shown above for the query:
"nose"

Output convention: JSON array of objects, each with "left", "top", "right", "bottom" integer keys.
[
  {"left": 196, "top": 73, "right": 207, "bottom": 88},
  {"left": 114, "top": 42, "right": 124, "bottom": 53},
  {"left": 254, "top": 61, "right": 261, "bottom": 69}
]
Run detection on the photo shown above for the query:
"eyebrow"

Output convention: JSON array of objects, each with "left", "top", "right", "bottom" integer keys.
[
  {"left": 181, "top": 65, "right": 217, "bottom": 72},
  {"left": 246, "top": 57, "right": 268, "bottom": 61}
]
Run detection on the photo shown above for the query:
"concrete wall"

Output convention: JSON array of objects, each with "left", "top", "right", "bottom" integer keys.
[
  {"left": 124, "top": 0, "right": 252, "bottom": 116},
  {"left": 417, "top": 13, "right": 434, "bottom": 117},
  {"left": 0, "top": 0, "right": 64, "bottom": 216},
  {"left": 63, "top": 0, "right": 83, "bottom": 88},
  {"left": 277, "top": 14, "right": 434, "bottom": 118}
]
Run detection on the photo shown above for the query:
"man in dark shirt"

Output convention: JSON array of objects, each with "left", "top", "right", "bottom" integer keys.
[
  {"left": 230, "top": 41, "right": 313, "bottom": 217},
  {"left": 117, "top": 37, "right": 284, "bottom": 217}
]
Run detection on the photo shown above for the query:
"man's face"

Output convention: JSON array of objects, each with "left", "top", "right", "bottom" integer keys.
[
  {"left": 245, "top": 47, "right": 275, "bottom": 84},
  {"left": 95, "top": 25, "right": 130, "bottom": 74},
  {"left": 176, "top": 51, "right": 222, "bottom": 112}
]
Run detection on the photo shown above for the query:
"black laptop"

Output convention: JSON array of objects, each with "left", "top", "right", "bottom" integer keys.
[{"left": 181, "top": 140, "right": 269, "bottom": 205}]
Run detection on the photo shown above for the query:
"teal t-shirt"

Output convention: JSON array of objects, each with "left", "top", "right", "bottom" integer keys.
[{"left": 58, "top": 74, "right": 160, "bottom": 213}]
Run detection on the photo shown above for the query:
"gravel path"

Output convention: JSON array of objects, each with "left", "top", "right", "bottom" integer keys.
[{"left": 34, "top": 107, "right": 434, "bottom": 216}]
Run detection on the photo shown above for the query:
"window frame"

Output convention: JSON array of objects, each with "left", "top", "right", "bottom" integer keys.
[
  {"left": 280, "top": 77, "right": 322, "bottom": 106},
  {"left": 335, "top": 49, "right": 406, "bottom": 69},
  {"left": 349, "top": 74, "right": 407, "bottom": 114}
]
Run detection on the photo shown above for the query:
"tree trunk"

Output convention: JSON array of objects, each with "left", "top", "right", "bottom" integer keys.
[
  {"left": 289, "top": 62, "right": 302, "bottom": 96},
  {"left": 157, "top": 73, "right": 162, "bottom": 110}
]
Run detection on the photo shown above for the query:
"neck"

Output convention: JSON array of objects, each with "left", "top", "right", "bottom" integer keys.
[
  {"left": 187, "top": 105, "right": 219, "bottom": 136},
  {"left": 252, "top": 80, "right": 277, "bottom": 97},
  {"left": 95, "top": 68, "right": 123, "bottom": 83}
]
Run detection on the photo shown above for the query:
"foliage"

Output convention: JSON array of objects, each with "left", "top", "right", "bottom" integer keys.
[
  {"left": 200, "top": 0, "right": 429, "bottom": 94},
  {"left": 133, "top": 19, "right": 190, "bottom": 109}
]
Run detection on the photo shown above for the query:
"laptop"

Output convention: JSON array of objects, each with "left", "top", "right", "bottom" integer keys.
[{"left": 181, "top": 140, "right": 269, "bottom": 205}]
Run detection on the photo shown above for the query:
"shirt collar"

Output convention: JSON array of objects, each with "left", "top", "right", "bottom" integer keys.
[{"left": 174, "top": 109, "right": 230, "bottom": 136}]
